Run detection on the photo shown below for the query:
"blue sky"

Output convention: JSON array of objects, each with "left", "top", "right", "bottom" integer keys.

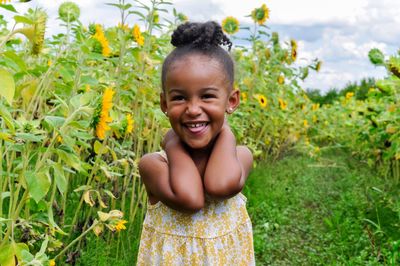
[{"left": 2, "top": 0, "right": 399, "bottom": 93}]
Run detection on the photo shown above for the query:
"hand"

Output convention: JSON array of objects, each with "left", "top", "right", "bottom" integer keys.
[{"left": 221, "top": 116, "right": 231, "bottom": 134}]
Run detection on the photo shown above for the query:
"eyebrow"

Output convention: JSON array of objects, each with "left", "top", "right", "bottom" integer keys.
[{"left": 168, "top": 87, "right": 219, "bottom": 94}]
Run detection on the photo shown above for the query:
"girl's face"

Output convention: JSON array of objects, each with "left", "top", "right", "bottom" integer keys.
[{"left": 161, "top": 53, "right": 239, "bottom": 150}]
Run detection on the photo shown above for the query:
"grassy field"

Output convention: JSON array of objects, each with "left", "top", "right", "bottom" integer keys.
[
  {"left": 74, "top": 148, "right": 398, "bottom": 265},
  {"left": 244, "top": 148, "right": 398, "bottom": 265}
]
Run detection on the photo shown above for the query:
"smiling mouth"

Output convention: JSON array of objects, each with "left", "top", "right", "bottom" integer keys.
[{"left": 184, "top": 122, "right": 209, "bottom": 134}]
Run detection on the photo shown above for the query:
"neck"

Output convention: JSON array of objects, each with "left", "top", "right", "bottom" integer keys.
[{"left": 184, "top": 138, "right": 216, "bottom": 160}]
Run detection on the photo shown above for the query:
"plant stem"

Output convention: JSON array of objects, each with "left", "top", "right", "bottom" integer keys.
[{"left": 54, "top": 220, "right": 99, "bottom": 261}]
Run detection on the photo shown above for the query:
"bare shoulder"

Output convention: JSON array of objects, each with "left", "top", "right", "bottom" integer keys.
[
  {"left": 236, "top": 146, "right": 253, "bottom": 162},
  {"left": 138, "top": 152, "right": 168, "bottom": 182}
]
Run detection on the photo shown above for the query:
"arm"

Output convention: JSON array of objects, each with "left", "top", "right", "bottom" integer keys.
[
  {"left": 139, "top": 131, "right": 204, "bottom": 213},
  {"left": 203, "top": 124, "right": 253, "bottom": 199}
]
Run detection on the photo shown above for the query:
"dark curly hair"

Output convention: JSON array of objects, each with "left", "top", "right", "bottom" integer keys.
[{"left": 161, "top": 21, "right": 234, "bottom": 92}]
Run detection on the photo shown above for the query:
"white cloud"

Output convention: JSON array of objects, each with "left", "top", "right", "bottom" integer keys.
[{"left": 2, "top": 0, "right": 398, "bottom": 92}]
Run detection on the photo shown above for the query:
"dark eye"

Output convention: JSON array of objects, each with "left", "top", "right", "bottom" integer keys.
[
  {"left": 171, "top": 95, "right": 184, "bottom": 101},
  {"left": 202, "top": 94, "right": 216, "bottom": 99}
]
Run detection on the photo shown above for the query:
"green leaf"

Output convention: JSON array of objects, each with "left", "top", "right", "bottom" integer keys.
[
  {"left": 3, "top": 51, "right": 27, "bottom": 72},
  {"left": 56, "top": 149, "right": 84, "bottom": 172},
  {"left": 15, "top": 133, "right": 45, "bottom": 142},
  {"left": 0, "top": 102, "right": 15, "bottom": 132},
  {"left": 44, "top": 115, "right": 66, "bottom": 129},
  {"left": 53, "top": 164, "right": 67, "bottom": 195},
  {"left": 128, "top": 10, "right": 146, "bottom": 20},
  {"left": 0, "top": 68, "right": 15, "bottom": 105},
  {"left": 0, "top": 244, "right": 15, "bottom": 266},
  {"left": 25, "top": 170, "right": 51, "bottom": 203},
  {"left": 80, "top": 76, "right": 98, "bottom": 86},
  {"left": 0, "top": 242, "right": 29, "bottom": 266},
  {"left": 58, "top": 65, "right": 74, "bottom": 83},
  {"left": 74, "top": 185, "right": 92, "bottom": 192},
  {"left": 0, "top": 4, "right": 17, "bottom": 13},
  {"left": 94, "top": 140, "right": 108, "bottom": 155},
  {"left": 13, "top": 15, "right": 34, "bottom": 24}
]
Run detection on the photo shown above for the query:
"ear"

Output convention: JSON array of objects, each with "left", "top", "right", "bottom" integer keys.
[
  {"left": 160, "top": 92, "right": 168, "bottom": 114},
  {"left": 226, "top": 88, "right": 240, "bottom": 114}
]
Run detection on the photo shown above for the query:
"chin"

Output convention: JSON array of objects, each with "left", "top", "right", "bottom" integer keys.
[{"left": 183, "top": 138, "right": 215, "bottom": 151}]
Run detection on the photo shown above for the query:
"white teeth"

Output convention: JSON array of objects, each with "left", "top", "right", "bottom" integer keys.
[{"left": 187, "top": 123, "right": 207, "bottom": 128}]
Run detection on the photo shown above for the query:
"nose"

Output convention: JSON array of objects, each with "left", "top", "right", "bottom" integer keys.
[{"left": 186, "top": 99, "right": 202, "bottom": 116}]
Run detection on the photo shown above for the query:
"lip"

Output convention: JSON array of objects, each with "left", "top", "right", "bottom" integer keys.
[{"left": 183, "top": 122, "right": 209, "bottom": 136}]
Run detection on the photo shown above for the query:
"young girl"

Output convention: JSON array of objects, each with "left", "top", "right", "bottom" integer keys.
[{"left": 137, "top": 21, "right": 254, "bottom": 265}]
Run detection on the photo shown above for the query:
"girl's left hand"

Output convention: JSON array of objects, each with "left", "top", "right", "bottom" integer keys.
[{"left": 221, "top": 116, "right": 231, "bottom": 133}]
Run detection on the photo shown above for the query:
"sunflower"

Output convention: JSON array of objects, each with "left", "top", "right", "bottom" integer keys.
[
  {"left": 49, "top": 260, "right": 56, "bottom": 266},
  {"left": 290, "top": 39, "right": 297, "bottom": 61},
  {"left": 125, "top": 114, "right": 134, "bottom": 134},
  {"left": 93, "top": 24, "right": 111, "bottom": 57},
  {"left": 278, "top": 74, "right": 285, "bottom": 85},
  {"left": 251, "top": 4, "right": 270, "bottom": 25},
  {"left": 278, "top": 98, "right": 287, "bottom": 110},
  {"left": 345, "top": 92, "right": 354, "bottom": 99},
  {"left": 315, "top": 61, "right": 322, "bottom": 72},
  {"left": 387, "top": 104, "right": 396, "bottom": 112},
  {"left": 388, "top": 56, "right": 400, "bottom": 78},
  {"left": 118, "top": 22, "right": 129, "bottom": 32},
  {"left": 132, "top": 24, "right": 144, "bottom": 46},
  {"left": 241, "top": 92, "right": 248, "bottom": 103},
  {"left": 311, "top": 103, "right": 319, "bottom": 111},
  {"left": 257, "top": 94, "right": 267, "bottom": 108},
  {"left": 303, "top": 120, "right": 309, "bottom": 127},
  {"left": 115, "top": 219, "right": 128, "bottom": 232},
  {"left": 95, "top": 88, "right": 115, "bottom": 140},
  {"left": 222, "top": 16, "right": 240, "bottom": 35}
]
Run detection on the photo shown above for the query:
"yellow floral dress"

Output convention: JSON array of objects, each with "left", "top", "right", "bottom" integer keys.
[{"left": 137, "top": 151, "right": 255, "bottom": 265}]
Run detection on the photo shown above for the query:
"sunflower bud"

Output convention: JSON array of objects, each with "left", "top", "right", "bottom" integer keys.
[
  {"left": 58, "top": 2, "right": 80, "bottom": 23},
  {"left": 12, "top": 8, "right": 47, "bottom": 55},
  {"left": 368, "top": 48, "right": 385, "bottom": 66}
]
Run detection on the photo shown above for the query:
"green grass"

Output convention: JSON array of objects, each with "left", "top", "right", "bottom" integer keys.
[
  {"left": 243, "top": 148, "right": 399, "bottom": 265},
  {"left": 72, "top": 148, "right": 399, "bottom": 265}
]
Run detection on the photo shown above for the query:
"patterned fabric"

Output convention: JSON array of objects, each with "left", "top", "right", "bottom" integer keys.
[{"left": 137, "top": 151, "right": 255, "bottom": 265}]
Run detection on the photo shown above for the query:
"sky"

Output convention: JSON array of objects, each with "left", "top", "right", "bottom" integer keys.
[{"left": 2, "top": 0, "right": 399, "bottom": 93}]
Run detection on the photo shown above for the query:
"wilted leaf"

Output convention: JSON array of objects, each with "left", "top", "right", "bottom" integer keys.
[
  {"left": 83, "top": 190, "right": 94, "bottom": 207},
  {"left": 93, "top": 222, "right": 104, "bottom": 236},
  {"left": 97, "top": 211, "right": 110, "bottom": 222}
]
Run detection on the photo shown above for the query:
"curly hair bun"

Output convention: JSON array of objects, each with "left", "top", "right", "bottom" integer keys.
[{"left": 171, "top": 21, "right": 232, "bottom": 50}]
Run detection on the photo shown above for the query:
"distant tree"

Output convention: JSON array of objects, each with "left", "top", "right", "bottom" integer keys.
[{"left": 306, "top": 78, "right": 376, "bottom": 104}]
